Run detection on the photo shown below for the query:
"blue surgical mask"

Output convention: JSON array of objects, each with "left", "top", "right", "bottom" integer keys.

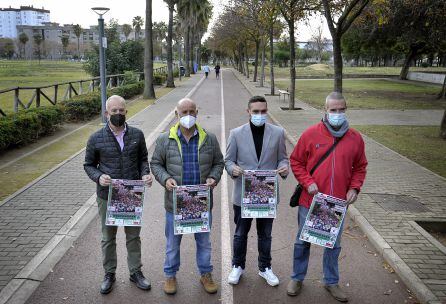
[
  {"left": 327, "top": 113, "right": 346, "bottom": 127},
  {"left": 251, "top": 114, "right": 267, "bottom": 126}
]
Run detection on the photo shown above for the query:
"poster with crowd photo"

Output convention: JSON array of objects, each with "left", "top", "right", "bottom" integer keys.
[
  {"left": 173, "top": 184, "right": 210, "bottom": 235},
  {"left": 241, "top": 170, "right": 278, "bottom": 218},
  {"left": 106, "top": 179, "right": 146, "bottom": 227},
  {"left": 299, "top": 193, "right": 347, "bottom": 249}
]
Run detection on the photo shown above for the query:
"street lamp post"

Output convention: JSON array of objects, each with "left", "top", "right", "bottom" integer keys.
[{"left": 92, "top": 7, "right": 109, "bottom": 124}]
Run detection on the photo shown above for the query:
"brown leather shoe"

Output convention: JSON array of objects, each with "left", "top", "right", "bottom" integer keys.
[
  {"left": 325, "top": 285, "right": 348, "bottom": 302},
  {"left": 163, "top": 277, "right": 177, "bottom": 295},
  {"left": 200, "top": 273, "right": 218, "bottom": 294},
  {"left": 287, "top": 280, "right": 302, "bottom": 296}
]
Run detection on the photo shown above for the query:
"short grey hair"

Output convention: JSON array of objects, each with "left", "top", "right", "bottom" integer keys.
[
  {"left": 325, "top": 92, "right": 346, "bottom": 108},
  {"left": 106, "top": 95, "right": 125, "bottom": 110}
]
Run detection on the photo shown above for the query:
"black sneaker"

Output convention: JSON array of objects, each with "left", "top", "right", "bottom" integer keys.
[
  {"left": 130, "top": 271, "right": 151, "bottom": 290},
  {"left": 100, "top": 272, "right": 116, "bottom": 294}
]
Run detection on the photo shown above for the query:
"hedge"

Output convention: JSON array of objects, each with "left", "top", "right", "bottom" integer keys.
[
  {"left": 0, "top": 106, "right": 64, "bottom": 150},
  {"left": 62, "top": 81, "right": 144, "bottom": 122}
]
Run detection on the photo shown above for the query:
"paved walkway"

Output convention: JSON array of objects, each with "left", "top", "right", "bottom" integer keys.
[
  {"left": 0, "top": 75, "right": 204, "bottom": 299},
  {"left": 235, "top": 70, "right": 446, "bottom": 303}
]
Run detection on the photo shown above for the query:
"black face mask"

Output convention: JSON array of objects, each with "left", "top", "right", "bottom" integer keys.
[{"left": 110, "top": 114, "right": 126, "bottom": 127}]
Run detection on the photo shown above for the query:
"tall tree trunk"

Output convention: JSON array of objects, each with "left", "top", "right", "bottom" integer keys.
[
  {"left": 260, "top": 39, "right": 266, "bottom": 87},
  {"left": 238, "top": 44, "right": 244, "bottom": 73},
  {"left": 184, "top": 26, "right": 191, "bottom": 77},
  {"left": 253, "top": 39, "right": 260, "bottom": 82},
  {"left": 441, "top": 110, "right": 446, "bottom": 139},
  {"left": 77, "top": 38, "right": 80, "bottom": 57},
  {"left": 269, "top": 23, "right": 275, "bottom": 95},
  {"left": 245, "top": 43, "right": 250, "bottom": 79},
  {"left": 400, "top": 48, "right": 417, "bottom": 80},
  {"left": 197, "top": 35, "right": 202, "bottom": 70},
  {"left": 143, "top": 0, "right": 156, "bottom": 98},
  {"left": 190, "top": 32, "right": 195, "bottom": 75},
  {"left": 288, "top": 21, "right": 296, "bottom": 110},
  {"left": 332, "top": 35, "right": 343, "bottom": 92},
  {"left": 166, "top": 2, "right": 175, "bottom": 87}
]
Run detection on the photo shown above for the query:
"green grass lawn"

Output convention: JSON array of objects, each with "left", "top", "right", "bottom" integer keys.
[
  {"left": 249, "top": 64, "right": 446, "bottom": 79},
  {"left": 355, "top": 125, "right": 446, "bottom": 178},
  {"left": 0, "top": 60, "right": 167, "bottom": 114},
  {"left": 275, "top": 79, "right": 445, "bottom": 110}
]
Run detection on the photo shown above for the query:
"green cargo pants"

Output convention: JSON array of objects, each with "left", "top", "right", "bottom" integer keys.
[{"left": 97, "top": 197, "right": 142, "bottom": 275}]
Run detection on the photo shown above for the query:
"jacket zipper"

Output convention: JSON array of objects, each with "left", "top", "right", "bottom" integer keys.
[{"left": 330, "top": 137, "right": 336, "bottom": 196}]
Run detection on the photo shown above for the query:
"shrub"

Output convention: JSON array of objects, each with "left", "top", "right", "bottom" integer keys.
[
  {"left": 123, "top": 70, "right": 138, "bottom": 85},
  {"left": 62, "top": 81, "right": 144, "bottom": 121},
  {"left": 0, "top": 106, "right": 64, "bottom": 150},
  {"left": 153, "top": 73, "right": 166, "bottom": 85}
]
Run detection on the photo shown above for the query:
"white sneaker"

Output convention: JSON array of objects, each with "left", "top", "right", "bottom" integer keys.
[
  {"left": 259, "top": 268, "right": 279, "bottom": 286},
  {"left": 228, "top": 266, "right": 244, "bottom": 285}
]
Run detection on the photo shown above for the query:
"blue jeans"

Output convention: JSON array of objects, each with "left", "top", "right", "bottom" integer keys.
[
  {"left": 291, "top": 206, "right": 344, "bottom": 285},
  {"left": 164, "top": 211, "right": 213, "bottom": 277}
]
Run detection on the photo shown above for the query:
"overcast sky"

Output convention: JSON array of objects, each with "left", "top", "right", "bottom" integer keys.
[{"left": 1, "top": 0, "right": 330, "bottom": 41}]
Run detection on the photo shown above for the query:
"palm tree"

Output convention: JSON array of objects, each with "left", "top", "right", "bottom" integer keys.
[
  {"left": 144, "top": 0, "right": 156, "bottom": 99},
  {"left": 163, "top": 0, "right": 177, "bottom": 87},
  {"left": 18, "top": 32, "right": 29, "bottom": 58},
  {"left": 33, "top": 34, "right": 43, "bottom": 63},
  {"left": 73, "top": 24, "right": 82, "bottom": 57},
  {"left": 122, "top": 24, "right": 132, "bottom": 41},
  {"left": 132, "top": 16, "right": 144, "bottom": 40},
  {"left": 61, "top": 35, "right": 69, "bottom": 56},
  {"left": 178, "top": 0, "right": 212, "bottom": 77}
]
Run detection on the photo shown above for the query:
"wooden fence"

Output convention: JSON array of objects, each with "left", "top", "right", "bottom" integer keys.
[{"left": 0, "top": 65, "right": 172, "bottom": 117}]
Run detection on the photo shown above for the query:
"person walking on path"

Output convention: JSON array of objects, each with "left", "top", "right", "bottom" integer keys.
[
  {"left": 225, "top": 95, "right": 289, "bottom": 286},
  {"left": 150, "top": 98, "right": 224, "bottom": 295},
  {"left": 84, "top": 95, "right": 153, "bottom": 295},
  {"left": 203, "top": 64, "right": 210, "bottom": 78},
  {"left": 214, "top": 64, "right": 221, "bottom": 79},
  {"left": 286, "top": 92, "right": 368, "bottom": 302}
]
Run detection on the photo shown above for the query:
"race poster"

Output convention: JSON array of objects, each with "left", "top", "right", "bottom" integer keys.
[
  {"left": 299, "top": 193, "right": 347, "bottom": 249},
  {"left": 173, "top": 184, "right": 211, "bottom": 235},
  {"left": 241, "top": 170, "right": 278, "bottom": 218},
  {"left": 106, "top": 179, "right": 145, "bottom": 227}
]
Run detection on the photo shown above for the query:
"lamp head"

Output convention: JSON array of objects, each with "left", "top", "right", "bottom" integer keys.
[{"left": 91, "top": 7, "right": 110, "bottom": 17}]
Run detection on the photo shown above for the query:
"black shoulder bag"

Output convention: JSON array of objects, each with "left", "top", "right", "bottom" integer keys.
[{"left": 289, "top": 137, "right": 343, "bottom": 207}]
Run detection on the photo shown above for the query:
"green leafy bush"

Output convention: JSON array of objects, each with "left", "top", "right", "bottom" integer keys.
[
  {"left": 0, "top": 106, "right": 64, "bottom": 150},
  {"left": 153, "top": 73, "right": 166, "bottom": 85}
]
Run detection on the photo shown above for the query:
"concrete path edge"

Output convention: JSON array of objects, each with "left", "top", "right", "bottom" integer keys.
[{"left": 232, "top": 68, "right": 442, "bottom": 304}]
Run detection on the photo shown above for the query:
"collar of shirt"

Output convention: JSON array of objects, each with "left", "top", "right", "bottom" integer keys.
[
  {"left": 177, "top": 127, "right": 198, "bottom": 141},
  {"left": 109, "top": 123, "right": 127, "bottom": 151}
]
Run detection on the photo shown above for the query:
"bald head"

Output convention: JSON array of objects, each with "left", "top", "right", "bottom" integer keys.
[
  {"left": 106, "top": 95, "right": 126, "bottom": 112},
  {"left": 176, "top": 98, "right": 198, "bottom": 117}
]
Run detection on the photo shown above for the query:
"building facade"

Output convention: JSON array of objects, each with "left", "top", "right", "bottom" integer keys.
[{"left": 0, "top": 5, "right": 50, "bottom": 38}]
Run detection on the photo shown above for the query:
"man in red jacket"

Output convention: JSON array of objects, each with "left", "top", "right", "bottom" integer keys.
[{"left": 286, "top": 92, "right": 367, "bottom": 302}]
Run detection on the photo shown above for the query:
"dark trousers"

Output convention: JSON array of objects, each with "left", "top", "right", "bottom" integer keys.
[{"left": 232, "top": 205, "right": 274, "bottom": 271}]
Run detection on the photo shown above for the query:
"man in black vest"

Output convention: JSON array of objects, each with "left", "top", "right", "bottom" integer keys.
[{"left": 84, "top": 95, "right": 152, "bottom": 294}]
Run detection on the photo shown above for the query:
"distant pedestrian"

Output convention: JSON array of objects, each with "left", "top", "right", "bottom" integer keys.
[
  {"left": 286, "top": 92, "right": 368, "bottom": 302},
  {"left": 215, "top": 64, "right": 221, "bottom": 79},
  {"left": 203, "top": 65, "right": 210, "bottom": 78},
  {"left": 84, "top": 95, "right": 153, "bottom": 295},
  {"left": 151, "top": 98, "right": 224, "bottom": 295}
]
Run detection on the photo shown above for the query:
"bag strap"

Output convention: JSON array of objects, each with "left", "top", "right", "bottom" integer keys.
[{"left": 309, "top": 136, "right": 344, "bottom": 175}]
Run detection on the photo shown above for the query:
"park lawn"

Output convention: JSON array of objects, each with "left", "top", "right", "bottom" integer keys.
[
  {"left": 0, "top": 60, "right": 167, "bottom": 114},
  {"left": 354, "top": 125, "right": 446, "bottom": 178},
  {"left": 0, "top": 86, "right": 172, "bottom": 202},
  {"left": 249, "top": 64, "right": 446, "bottom": 79},
  {"left": 275, "top": 79, "right": 445, "bottom": 110}
]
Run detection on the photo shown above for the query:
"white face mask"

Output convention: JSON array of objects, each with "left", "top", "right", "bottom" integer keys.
[
  {"left": 179, "top": 115, "right": 196, "bottom": 129},
  {"left": 327, "top": 112, "right": 346, "bottom": 127}
]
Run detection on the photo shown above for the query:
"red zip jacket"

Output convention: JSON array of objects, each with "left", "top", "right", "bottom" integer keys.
[{"left": 290, "top": 121, "right": 368, "bottom": 208}]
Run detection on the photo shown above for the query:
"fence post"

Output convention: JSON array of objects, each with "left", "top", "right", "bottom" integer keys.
[
  {"left": 68, "top": 83, "right": 72, "bottom": 99},
  {"left": 54, "top": 85, "right": 58, "bottom": 104},
  {"left": 14, "top": 88, "right": 19, "bottom": 113},
  {"left": 79, "top": 81, "right": 83, "bottom": 94},
  {"left": 36, "top": 88, "right": 41, "bottom": 108}
]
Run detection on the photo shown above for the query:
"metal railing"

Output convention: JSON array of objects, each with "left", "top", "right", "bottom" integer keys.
[{"left": 0, "top": 64, "right": 176, "bottom": 117}]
